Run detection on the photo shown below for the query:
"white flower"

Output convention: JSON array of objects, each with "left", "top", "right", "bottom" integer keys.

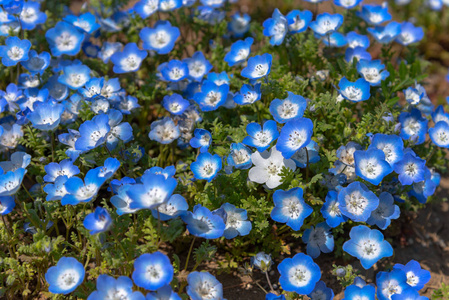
[{"left": 248, "top": 146, "right": 296, "bottom": 189}]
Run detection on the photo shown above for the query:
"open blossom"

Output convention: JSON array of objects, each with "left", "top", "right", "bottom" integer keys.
[
  {"left": 343, "top": 225, "right": 393, "bottom": 269},
  {"left": 271, "top": 187, "right": 313, "bottom": 231},
  {"left": 45, "top": 257, "right": 85, "bottom": 294},
  {"left": 186, "top": 272, "right": 223, "bottom": 300},
  {"left": 248, "top": 146, "right": 296, "bottom": 189},
  {"left": 132, "top": 252, "right": 174, "bottom": 291},
  {"left": 338, "top": 181, "right": 379, "bottom": 222},
  {"left": 278, "top": 253, "right": 321, "bottom": 295}
]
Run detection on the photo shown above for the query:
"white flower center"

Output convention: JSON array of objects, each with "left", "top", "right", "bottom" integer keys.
[
  {"left": 55, "top": 32, "right": 77, "bottom": 51},
  {"left": 7, "top": 46, "right": 24, "bottom": 60},
  {"left": 345, "top": 191, "right": 368, "bottom": 215}
]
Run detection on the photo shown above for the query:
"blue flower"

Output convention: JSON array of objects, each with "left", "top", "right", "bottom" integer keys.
[
  {"left": 291, "top": 140, "right": 320, "bottom": 168},
  {"left": 321, "top": 191, "right": 347, "bottom": 228},
  {"left": 196, "top": 6, "right": 225, "bottom": 25},
  {"left": 0, "top": 168, "right": 26, "bottom": 196},
  {"left": 106, "top": 109, "right": 133, "bottom": 150},
  {"left": 26, "top": 101, "right": 64, "bottom": 131},
  {"left": 309, "top": 13, "right": 344, "bottom": 36},
  {"left": 227, "top": 143, "right": 252, "bottom": 170},
  {"left": 186, "top": 272, "right": 223, "bottom": 300},
  {"left": 409, "top": 168, "right": 439, "bottom": 204},
  {"left": 159, "top": 0, "right": 182, "bottom": 11},
  {"left": 217, "top": 203, "right": 252, "bottom": 239},
  {"left": 308, "top": 281, "right": 334, "bottom": 300},
  {"left": 266, "top": 293, "right": 286, "bottom": 300},
  {"left": 87, "top": 275, "right": 145, "bottom": 300},
  {"left": 269, "top": 91, "right": 307, "bottom": 123},
  {"left": 271, "top": 187, "right": 313, "bottom": 231},
  {"left": 357, "top": 4, "right": 392, "bottom": 25},
  {"left": 393, "top": 260, "right": 431, "bottom": 291},
  {"left": 134, "top": 0, "right": 158, "bottom": 19},
  {"left": 132, "top": 252, "right": 174, "bottom": 291},
  {"left": 140, "top": 21, "right": 180, "bottom": 54},
  {"left": 224, "top": 37, "right": 253, "bottom": 67},
  {"left": 228, "top": 13, "right": 251, "bottom": 37},
  {"left": 302, "top": 222, "right": 334, "bottom": 259},
  {"left": 335, "top": 0, "right": 363, "bottom": 9},
  {"left": 345, "top": 46, "right": 372, "bottom": 63},
  {"left": 338, "top": 181, "right": 379, "bottom": 222},
  {"left": 82, "top": 42, "right": 100, "bottom": 58},
  {"left": 110, "top": 185, "right": 139, "bottom": 215},
  {"left": 111, "top": 43, "right": 148, "bottom": 73},
  {"left": 151, "top": 194, "right": 188, "bottom": 221},
  {"left": 21, "top": 50, "right": 50, "bottom": 75},
  {"left": 343, "top": 225, "right": 393, "bottom": 269},
  {"left": 127, "top": 173, "right": 177, "bottom": 210},
  {"left": 429, "top": 121, "right": 449, "bottom": 148},
  {"left": 45, "top": 22, "right": 84, "bottom": 57},
  {"left": 75, "top": 114, "right": 111, "bottom": 151},
  {"left": 342, "top": 285, "right": 376, "bottom": 300},
  {"left": 321, "top": 32, "right": 347, "bottom": 47},
  {"left": 376, "top": 269, "right": 409, "bottom": 300},
  {"left": 98, "top": 42, "right": 122, "bottom": 63},
  {"left": 191, "top": 152, "right": 222, "bottom": 182},
  {"left": 368, "top": 133, "right": 404, "bottom": 166},
  {"left": 182, "top": 204, "right": 225, "bottom": 239},
  {"left": 58, "top": 64, "right": 91, "bottom": 90},
  {"left": 241, "top": 53, "right": 272, "bottom": 80},
  {"left": 263, "top": 8, "right": 288, "bottom": 46},
  {"left": 44, "top": 175, "right": 68, "bottom": 201},
  {"left": 391, "top": 288, "right": 428, "bottom": 300},
  {"left": 367, "top": 21, "right": 401, "bottom": 43},
  {"left": 0, "top": 36, "right": 31, "bottom": 67},
  {"left": 0, "top": 196, "right": 15, "bottom": 215},
  {"left": 45, "top": 257, "right": 85, "bottom": 294},
  {"left": 428, "top": 0, "right": 443, "bottom": 10},
  {"left": 278, "top": 253, "right": 321, "bottom": 295},
  {"left": 242, "top": 120, "right": 279, "bottom": 152},
  {"left": 44, "top": 75, "right": 68, "bottom": 101},
  {"left": 61, "top": 169, "right": 105, "bottom": 205},
  {"left": 431, "top": 105, "right": 449, "bottom": 125},
  {"left": 233, "top": 83, "right": 261, "bottom": 105},
  {"left": 207, "top": 72, "right": 230, "bottom": 86},
  {"left": 354, "top": 148, "right": 393, "bottom": 185},
  {"left": 149, "top": 117, "right": 180, "bottom": 144},
  {"left": 160, "top": 59, "right": 189, "bottom": 82},
  {"left": 64, "top": 12, "right": 100, "bottom": 34},
  {"left": 189, "top": 129, "right": 212, "bottom": 153},
  {"left": 286, "top": 10, "right": 313, "bottom": 34},
  {"left": 394, "top": 152, "right": 426, "bottom": 185},
  {"left": 193, "top": 81, "right": 229, "bottom": 111},
  {"left": 366, "top": 192, "right": 400, "bottom": 229},
  {"left": 83, "top": 207, "right": 112, "bottom": 235},
  {"left": 146, "top": 285, "right": 181, "bottom": 300},
  {"left": 399, "top": 108, "right": 428, "bottom": 145},
  {"left": 183, "top": 51, "right": 213, "bottom": 82},
  {"left": 338, "top": 78, "right": 371, "bottom": 102},
  {"left": 356, "top": 59, "right": 390, "bottom": 86},
  {"left": 276, "top": 118, "right": 314, "bottom": 159},
  {"left": 162, "top": 93, "right": 190, "bottom": 115},
  {"left": 346, "top": 31, "right": 370, "bottom": 49},
  {"left": 44, "top": 159, "right": 80, "bottom": 183},
  {"left": 396, "top": 22, "right": 424, "bottom": 46}
]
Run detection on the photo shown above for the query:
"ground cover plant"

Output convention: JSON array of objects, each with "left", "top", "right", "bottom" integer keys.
[{"left": 0, "top": 0, "right": 448, "bottom": 299}]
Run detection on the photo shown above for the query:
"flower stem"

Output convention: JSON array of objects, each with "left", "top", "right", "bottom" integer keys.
[
  {"left": 184, "top": 236, "right": 196, "bottom": 270},
  {"left": 265, "top": 271, "right": 275, "bottom": 293}
]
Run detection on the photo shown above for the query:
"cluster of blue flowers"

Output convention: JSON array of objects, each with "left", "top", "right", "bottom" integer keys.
[{"left": 0, "top": 0, "right": 445, "bottom": 298}]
